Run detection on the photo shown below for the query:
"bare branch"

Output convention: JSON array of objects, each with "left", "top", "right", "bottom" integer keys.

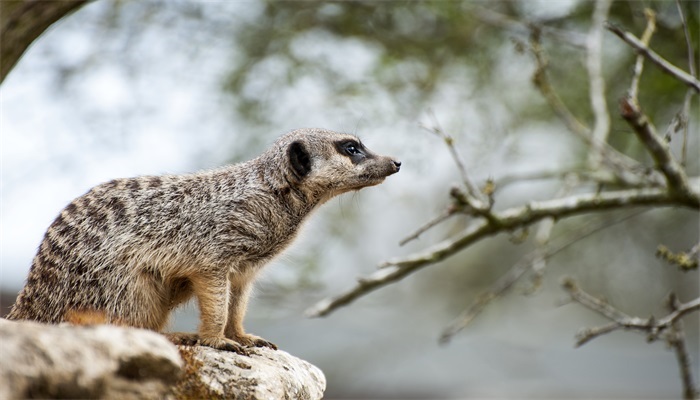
[
  {"left": 606, "top": 22, "right": 700, "bottom": 93},
  {"left": 564, "top": 281, "right": 699, "bottom": 398},
  {"left": 615, "top": 10, "right": 695, "bottom": 203},
  {"left": 666, "top": 293, "right": 699, "bottom": 400},
  {"left": 306, "top": 182, "right": 700, "bottom": 318},
  {"left": 439, "top": 208, "right": 647, "bottom": 344},
  {"left": 619, "top": 97, "right": 697, "bottom": 205},
  {"left": 561, "top": 278, "right": 700, "bottom": 342},
  {"left": 586, "top": 0, "right": 613, "bottom": 168},
  {"left": 575, "top": 322, "right": 619, "bottom": 347}
]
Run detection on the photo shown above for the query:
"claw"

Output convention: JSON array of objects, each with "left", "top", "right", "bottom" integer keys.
[
  {"left": 197, "top": 336, "right": 251, "bottom": 356},
  {"left": 232, "top": 333, "right": 278, "bottom": 350},
  {"left": 253, "top": 338, "right": 278, "bottom": 350},
  {"left": 165, "top": 332, "right": 200, "bottom": 346}
]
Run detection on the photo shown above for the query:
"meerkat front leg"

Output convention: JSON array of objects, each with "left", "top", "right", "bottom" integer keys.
[
  {"left": 225, "top": 273, "right": 278, "bottom": 349},
  {"left": 189, "top": 273, "right": 250, "bottom": 355}
]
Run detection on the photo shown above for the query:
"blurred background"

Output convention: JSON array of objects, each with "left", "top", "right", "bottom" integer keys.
[{"left": 1, "top": 1, "right": 698, "bottom": 398}]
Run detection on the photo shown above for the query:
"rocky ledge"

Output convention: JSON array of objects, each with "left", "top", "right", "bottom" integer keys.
[{"left": 0, "top": 318, "right": 325, "bottom": 399}]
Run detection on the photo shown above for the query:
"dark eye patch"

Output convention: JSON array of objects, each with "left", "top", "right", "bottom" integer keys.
[
  {"left": 335, "top": 139, "right": 362, "bottom": 155},
  {"left": 334, "top": 138, "right": 373, "bottom": 164}
]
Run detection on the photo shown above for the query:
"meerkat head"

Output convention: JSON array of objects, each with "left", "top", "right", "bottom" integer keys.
[{"left": 278, "top": 128, "right": 401, "bottom": 202}]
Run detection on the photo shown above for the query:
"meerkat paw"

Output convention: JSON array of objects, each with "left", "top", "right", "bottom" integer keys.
[
  {"left": 199, "top": 336, "right": 251, "bottom": 355},
  {"left": 234, "top": 333, "right": 278, "bottom": 350},
  {"left": 165, "top": 332, "right": 201, "bottom": 346}
]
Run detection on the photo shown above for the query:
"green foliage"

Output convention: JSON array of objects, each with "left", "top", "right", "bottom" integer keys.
[{"left": 223, "top": 0, "right": 698, "bottom": 138}]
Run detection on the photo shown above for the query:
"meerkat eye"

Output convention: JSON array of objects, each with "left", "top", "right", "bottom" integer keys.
[
  {"left": 335, "top": 139, "right": 367, "bottom": 162},
  {"left": 345, "top": 144, "right": 360, "bottom": 156}
]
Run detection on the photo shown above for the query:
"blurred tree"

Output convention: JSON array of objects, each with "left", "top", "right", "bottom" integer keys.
[
  {"left": 0, "top": 0, "right": 89, "bottom": 83},
  {"left": 225, "top": 1, "right": 698, "bottom": 151}
]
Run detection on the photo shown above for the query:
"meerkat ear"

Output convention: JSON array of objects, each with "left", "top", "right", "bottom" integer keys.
[{"left": 288, "top": 141, "right": 311, "bottom": 179}]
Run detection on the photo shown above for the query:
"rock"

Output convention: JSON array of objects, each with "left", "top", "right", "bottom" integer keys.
[
  {"left": 174, "top": 345, "right": 326, "bottom": 400},
  {"left": 0, "top": 318, "right": 326, "bottom": 399},
  {"left": 0, "top": 318, "right": 183, "bottom": 399}
]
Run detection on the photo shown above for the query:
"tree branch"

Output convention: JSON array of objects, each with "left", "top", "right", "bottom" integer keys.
[
  {"left": 619, "top": 96, "right": 697, "bottom": 205},
  {"left": 627, "top": 9, "right": 656, "bottom": 103},
  {"left": 606, "top": 22, "right": 700, "bottom": 93},
  {"left": 563, "top": 281, "right": 699, "bottom": 398},
  {"left": 586, "top": 0, "right": 613, "bottom": 168},
  {"left": 666, "top": 293, "right": 699, "bottom": 400},
  {"left": 306, "top": 181, "right": 700, "bottom": 317},
  {"left": 439, "top": 208, "right": 647, "bottom": 344},
  {"left": 0, "top": 0, "right": 90, "bottom": 84},
  {"left": 528, "top": 29, "right": 658, "bottom": 187},
  {"left": 561, "top": 278, "right": 700, "bottom": 343},
  {"left": 472, "top": 6, "right": 587, "bottom": 48},
  {"left": 674, "top": 0, "right": 697, "bottom": 167}
]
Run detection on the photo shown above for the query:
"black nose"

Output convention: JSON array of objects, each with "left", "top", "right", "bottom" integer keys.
[{"left": 393, "top": 160, "right": 402, "bottom": 170}]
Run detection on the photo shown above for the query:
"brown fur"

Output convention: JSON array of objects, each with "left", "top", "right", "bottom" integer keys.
[{"left": 8, "top": 128, "right": 400, "bottom": 353}]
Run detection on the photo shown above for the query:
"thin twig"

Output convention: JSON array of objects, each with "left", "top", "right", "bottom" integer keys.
[
  {"left": 575, "top": 322, "right": 619, "bottom": 347},
  {"left": 674, "top": 0, "right": 696, "bottom": 167},
  {"left": 399, "top": 207, "right": 456, "bottom": 246},
  {"left": 679, "top": 90, "right": 694, "bottom": 167},
  {"left": 305, "top": 181, "right": 700, "bottom": 318},
  {"left": 675, "top": 0, "right": 697, "bottom": 79},
  {"left": 494, "top": 169, "right": 658, "bottom": 190},
  {"left": 528, "top": 174, "right": 579, "bottom": 290},
  {"left": 472, "top": 6, "right": 587, "bottom": 49},
  {"left": 606, "top": 22, "right": 700, "bottom": 93},
  {"left": 628, "top": 9, "right": 657, "bottom": 103},
  {"left": 401, "top": 164, "right": 652, "bottom": 245},
  {"left": 586, "top": 0, "right": 612, "bottom": 168},
  {"left": 420, "top": 111, "right": 488, "bottom": 210}
]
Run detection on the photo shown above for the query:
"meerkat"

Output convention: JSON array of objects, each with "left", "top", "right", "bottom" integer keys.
[{"left": 8, "top": 128, "right": 401, "bottom": 354}]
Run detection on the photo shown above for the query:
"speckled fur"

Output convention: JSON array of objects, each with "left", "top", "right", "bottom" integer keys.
[{"left": 8, "top": 128, "right": 400, "bottom": 353}]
